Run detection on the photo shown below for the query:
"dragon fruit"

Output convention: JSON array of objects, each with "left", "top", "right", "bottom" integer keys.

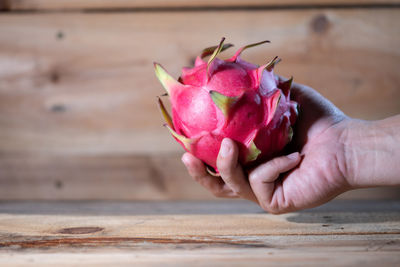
[{"left": 154, "top": 38, "right": 298, "bottom": 175}]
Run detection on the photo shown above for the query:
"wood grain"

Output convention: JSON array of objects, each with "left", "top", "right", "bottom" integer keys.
[
  {"left": 0, "top": 200, "right": 399, "bottom": 266},
  {"left": 1, "top": 250, "right": 399, "bottom": 267},
  {"left": 1, "top": 153, "right": 400, "bottom": 200},
  {"left": 0, "top": 9, "right": 399, "bottom": 200},
  {"left": 2, "top": 0, "right": 399, "bottom": 11},
  {"left": 0, "top": 10, "right": 399, "bottom": 155},
  {"left": 0, "top": 153, "right": 212, "bottom": 200}
]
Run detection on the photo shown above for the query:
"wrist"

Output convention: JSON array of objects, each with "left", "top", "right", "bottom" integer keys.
[
  {"left": 342, "top": 115, "right": 400, "bottom": 188},
  {"left": 340, "top": 119, "right": 372, "bottom": 188}
]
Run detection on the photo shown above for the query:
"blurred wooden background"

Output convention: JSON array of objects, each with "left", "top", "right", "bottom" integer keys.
[{"left": 0, "top": 0, "right": 399, "bottom": 200}]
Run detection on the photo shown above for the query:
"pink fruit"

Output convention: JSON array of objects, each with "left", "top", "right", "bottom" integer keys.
[{"left": 154, "top": 38, "right": 298, "bottom": 175}]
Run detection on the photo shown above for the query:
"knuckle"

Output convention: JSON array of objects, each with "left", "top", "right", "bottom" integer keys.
[
  {"left": 217, "top": 162, "right": 233, "bottom": 176},
  {"left": 212, "top": 187, "right": 226, "bottom": 198},
  {"left": 249, "top": 168, "right": 274, "bottom": 185},
  {"left": 269, "top": 158, "right": 282, "bottom": 170},
  {"left": 269, "top": 199, "right": 283, "bottom": 214},
  {"left": 268, "top": 207, "right": 283, "bottom": 215},
  {"left": 217, "top": 156, "right": 237, "bottom": 176},
  {"left": 248, "top": 172, "right": 259, "bottom": 183},
  {"left": 260, "top": 201, "right": 282, "bottom": 214},
  {"left": 230, "top": 186, "right": 243, "bottom": 196}
]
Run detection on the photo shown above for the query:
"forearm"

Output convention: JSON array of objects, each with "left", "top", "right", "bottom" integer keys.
[{"left": 344, "top": 115, "right": 400, "bottom": 188}]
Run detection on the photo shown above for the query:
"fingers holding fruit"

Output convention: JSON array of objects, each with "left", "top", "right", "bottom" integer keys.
[
  {"left": 181, "top": 152, "right": 237, "bottom": 198},
  {"left": 217, "top": 138, "right": 258, "bottom": 202}
]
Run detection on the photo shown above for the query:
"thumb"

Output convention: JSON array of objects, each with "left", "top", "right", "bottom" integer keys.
[{"left": 248, "top": 152, "right": 301, "bottom": 213}]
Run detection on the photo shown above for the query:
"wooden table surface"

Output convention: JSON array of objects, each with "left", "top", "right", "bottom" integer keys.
[{"left": 0, "top": 200, "right": 399, "bottom": 266}]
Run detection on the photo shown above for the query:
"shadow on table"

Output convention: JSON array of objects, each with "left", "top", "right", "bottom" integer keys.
[
  {"left": 286, "top": 211, "right": 400, "bottom": 224},
  {"left": 286, "top": 199, "right": 400, "bottom": 224}
]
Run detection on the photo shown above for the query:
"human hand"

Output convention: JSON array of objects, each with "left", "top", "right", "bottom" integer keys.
[{"left": 182, "top": 80, "right": 353, "bottom": 213}]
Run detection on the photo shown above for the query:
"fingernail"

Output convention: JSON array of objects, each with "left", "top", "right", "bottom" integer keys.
[
  {"left": 219, "top": 139, "right": 231, "bottom": 157},
  {"left": 287, "top": 152, "right": 299, "bottom": 160}
]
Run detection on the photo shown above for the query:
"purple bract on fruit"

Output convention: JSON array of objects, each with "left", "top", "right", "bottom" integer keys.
[{"left": 154, "top": 38, "right": 298, "bottom": 175}]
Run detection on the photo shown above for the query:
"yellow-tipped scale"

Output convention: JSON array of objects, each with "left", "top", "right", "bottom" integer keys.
[{"left": 154, "top": 62, "right": 182, "bottom": 95}]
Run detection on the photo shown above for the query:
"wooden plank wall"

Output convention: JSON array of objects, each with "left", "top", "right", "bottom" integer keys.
[
  {"left": 2, "top": 0, "right": 400, "bottom": 11},
  {"left": 0, "top": 0, "right": 399, "bottom": 200}
]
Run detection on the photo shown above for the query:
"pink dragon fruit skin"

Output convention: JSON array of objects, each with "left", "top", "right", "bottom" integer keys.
[{"left": 155, "top": 38, "right": 298, "bottom": 175}]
